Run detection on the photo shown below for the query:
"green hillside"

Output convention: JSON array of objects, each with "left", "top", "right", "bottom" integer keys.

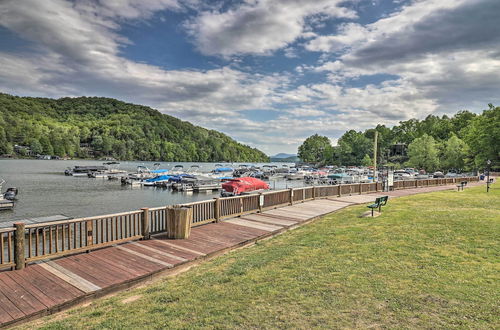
[{"left": 0, "top": 93, "right": 269, "bottom": 162}]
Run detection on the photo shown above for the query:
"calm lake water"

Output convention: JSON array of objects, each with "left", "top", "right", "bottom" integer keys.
[{"left": 0, "top": 159, "right": 298, "bottom": 223}]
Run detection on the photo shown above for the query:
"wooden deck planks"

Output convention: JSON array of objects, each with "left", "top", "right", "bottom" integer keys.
[
  {"left": 0, "top": 290, "right": 24, "bottom": 321},
  {"left": 55, "top": 257, "right": 127, "bottom": 289},
  {"left": 225, "top": 219, "right": 283, "bottom": 232},
  {"left": 0, "top": 277, "right": 45, "bottom": 316},
  {"left": 39, "top": 262, "right": 101, "bottom": 294},
  {"left": 150, "top": 238, "right": 206, "bottom": 257},
  {"left": 30, "top": 265, "right": 85, "bottom": 298},
  {"left": 121, "top": 242, "right": 186, "bottom": 265},
  {"left": 130, "top": 242, "right": 188, "bottom": 262},
  {"left": 240, "top": 214, "right": 297, "bottom": 227},
  {"left": 115, "top": 246, "right": 174, "bottom": 268},
  {"left": 3, "top": 271, "right": 58, "bottom": 308}
]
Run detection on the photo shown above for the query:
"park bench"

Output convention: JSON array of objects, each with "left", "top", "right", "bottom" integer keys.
[
  {"left": 457, "top": 181, "right": 468, "bottom": 191},
  {"left": 367, "top": 196, "right": 389, "bottom": 216}
]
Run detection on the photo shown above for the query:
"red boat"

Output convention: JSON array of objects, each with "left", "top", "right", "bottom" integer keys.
[{"left": 221, "top": 177, "right": 269, "bottom": 196}]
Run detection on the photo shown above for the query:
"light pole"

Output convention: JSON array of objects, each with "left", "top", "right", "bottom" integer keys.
[{"left": 486, "top": 159, "right": 491, "bottom": 193}]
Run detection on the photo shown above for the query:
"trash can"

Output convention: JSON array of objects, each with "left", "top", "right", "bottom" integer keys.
[{"left": 167, "top": 206, "right": 192, "bottom": 239}]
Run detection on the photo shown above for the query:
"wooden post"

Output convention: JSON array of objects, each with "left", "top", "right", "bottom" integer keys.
[
  {"left": 141, "top": 207, "right": 150, "bottom": 240},
  {"left": 359, "top": 183, "right": 362, "bottom": 195},
  {"left": 85, "top": 220, "right": 93, "bottom": 249},
  {"left": 289, "top": 188, "right": 294, "bottom": 205},
  {"left": 214, "top": 198, "right": 221, "bottom": 222},
  {"left": 167, "top": 207, "right": 192, "bottom": 239},
  {"left": 338, "top": 184, "right": 342, "bottom": 197},
  {"left": 312, "top": 186, "right": 316, "bottom": 199},
  {"left": 239, "top": 197, "right": 244, "bottom": 215},
  {"left": 14, "top": 222, "right": 25, "bottom": 270}
]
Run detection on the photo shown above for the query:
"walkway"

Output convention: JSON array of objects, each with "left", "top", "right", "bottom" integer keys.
[{"left": 0, "top": 182, "right": 483, "bottom": 327}]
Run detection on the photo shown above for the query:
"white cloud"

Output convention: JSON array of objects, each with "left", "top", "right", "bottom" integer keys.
[
  {"left": 0, "top": 0, "right": 498, "bottom": 155},
  {"left": 185, "top": 0, "right": 356, "bottom": 57},
  {"left": 305, "top": 23, "right": 367, "bottom": 53}
]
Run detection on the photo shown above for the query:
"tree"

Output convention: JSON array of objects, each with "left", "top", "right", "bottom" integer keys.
[
  {"left": 29, "top": 139, "right": 43, "bottom": 155},
  {"left": 337, "top": 130, "right": 372, "bottom": 166},
  {"left": 361, "top": 154, "right": 372, "bottom": 167},
  {"left": 297, "top": 134, "right": 332, "bottom": 163},
  {"left": 441, "top": 134, "right": 468, "bottom": 171},
  {"left": 463, "top": 104, "right": 500, "bottom": 170},
  {"left": 406, "top": 134, "right": 440, "bottom": 172}
]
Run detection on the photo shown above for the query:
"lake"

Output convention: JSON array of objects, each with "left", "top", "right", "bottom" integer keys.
[{"left": 0, "top": 159, "right": 298, "bottom": 224}]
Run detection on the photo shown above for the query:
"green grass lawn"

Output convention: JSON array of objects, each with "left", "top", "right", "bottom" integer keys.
[{"left": 24, "top": 184, "right": 500, "bottom": 329}]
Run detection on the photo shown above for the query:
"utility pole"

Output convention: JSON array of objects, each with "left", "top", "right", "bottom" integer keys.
[
  {"left": 486, "top": 159, "right": 491, "bottom": 192},
  {"left": 373, "top": 131, "right": 378, "bottom": 182}
]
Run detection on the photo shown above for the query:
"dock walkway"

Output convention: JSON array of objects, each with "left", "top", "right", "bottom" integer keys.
[{"left": 0, "top": 182, "right": 483, "bottom": 327}]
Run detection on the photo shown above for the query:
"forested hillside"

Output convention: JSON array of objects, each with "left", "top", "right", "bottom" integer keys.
[
  {"left": 0, "top": 93, "right": 268, "bottom": 162},
  {"left": 298, "top": 105, "right": 499, "bottom": 171}
]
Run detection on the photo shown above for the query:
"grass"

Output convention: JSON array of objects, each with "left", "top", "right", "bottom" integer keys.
[{"left": 21, "top": 184, "right": 500, "bottom": 329}]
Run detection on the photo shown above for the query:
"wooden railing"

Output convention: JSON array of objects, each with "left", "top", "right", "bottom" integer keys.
[
  {"left": 23, "top": 210, "right": 144, "bottom": 264},
  {"left": 0, "top": 228, "right": 15, "bottom": 269},
  {"left": 149, "top": 207, "right": 168, "bottom": 234},
  {"left": 0, "top": 176, "right": 479, "bottom": 270},
  {"left": 186, "top": 200, "right": 216, "bottom": 226}
]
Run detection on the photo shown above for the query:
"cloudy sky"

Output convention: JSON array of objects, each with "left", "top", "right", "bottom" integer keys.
[{"left": 0, "top": 0, "right": 498, "bottom": 155}]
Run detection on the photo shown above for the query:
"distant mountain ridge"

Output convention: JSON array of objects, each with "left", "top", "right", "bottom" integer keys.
[
  {"left": 271, "top": 153, "right": 297, "bottom": 159},
  {"left": 0, "top": 93, "right": 269, "bottom": 162},
  {"left": 270, "top": 153, "right": 300, "bottom": 162}
]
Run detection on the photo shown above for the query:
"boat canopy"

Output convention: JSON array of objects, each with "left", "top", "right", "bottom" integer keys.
[
  {"left": 222, "top": 177, "right": 269, "bottom": 195},
  {"left": 151, "top": 169, "right": 168, "bottom": 174},
  {"left": 214, "top": 167, "right": 234, "bottom": 173},
  {"left": 145, "top": 175, "right": 171, "bottom": 182}
]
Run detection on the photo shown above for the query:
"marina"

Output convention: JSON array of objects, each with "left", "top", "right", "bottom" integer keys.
[{"left": 0, "top": 159, "right": 477, "bottom": 224}]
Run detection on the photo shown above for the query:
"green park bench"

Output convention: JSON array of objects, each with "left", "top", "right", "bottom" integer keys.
[{"left": 367, "top": 196, "right": 389, "bottom": 216}]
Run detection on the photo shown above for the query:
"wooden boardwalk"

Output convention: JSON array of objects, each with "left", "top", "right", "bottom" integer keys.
[{"left": 0, "top": 182, "right": 483, "bottom": 327}]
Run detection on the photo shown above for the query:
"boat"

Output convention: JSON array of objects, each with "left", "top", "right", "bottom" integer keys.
[
  {"left": 221, "top": 177, "right": 269, "bottom": 196},
  {"left": 193, "top": 177, "right": 222, "bottom": 192},
  {"left": 3, "top": 187, "right": 18, "bottom": 200},
  {"left": 142, "top": 174, "right": 172, "bottom": 186},
  {"left": 170, "top": 165, "right": 185, "bottom": 175},
  {"left": 122, "top": 164, "right": 169, "bottom": 185},
  {"left": 65, "top": 165, "right": 107, "bottom": 176},
  {"left": 88, "top": 162, "right": 128, "bottom": 178},
  {"left": 285, "top": 168, "right": 307, "bottom": 180},
  {"left": 0, "top": 180, "right": 15, "bottom": 210},
  {"left": 171, "top": 176, "right": 198, "bottom": 192}
]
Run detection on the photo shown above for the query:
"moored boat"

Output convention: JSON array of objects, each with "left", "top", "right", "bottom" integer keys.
[{"left": 221, "top": 177, "right": 269, "bottom": 197}]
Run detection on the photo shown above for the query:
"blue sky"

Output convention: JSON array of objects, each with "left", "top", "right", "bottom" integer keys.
[{"left": 0, "top": 0, "right": 498, "bottom": 155}]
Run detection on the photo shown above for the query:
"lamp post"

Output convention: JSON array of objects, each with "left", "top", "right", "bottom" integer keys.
[{"left": 486, "top": 159, "right": 491, "bottom": 193}]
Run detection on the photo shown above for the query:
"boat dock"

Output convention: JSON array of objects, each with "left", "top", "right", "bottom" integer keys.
[
  {"left": 0, "top": 177, "right": 481, "bottom": 327},
  {"left": 0, "top": 215, "right": 71, "bottom": 229}
]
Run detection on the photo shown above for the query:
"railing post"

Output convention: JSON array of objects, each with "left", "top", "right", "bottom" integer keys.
[
  {"left": 258, "top": 193, "right": 263, "bottom": 213},
  {"left": 359, "top": 183, "right": 362, "bottom": 195},
  {"left": 214, "top": 198, "right": 221, "bottom": 222},
  {"left": 289, "top": 188, "right": 294, "bottom": 205},
  {"left": 141, "top": 207, "right": 150, "bottom": 240},
  {"left": 14, "top": 222, "right": 25, "bottom": 270},
  {"left": 239, "top": 197, "right": 244, "bottom": 215},
  {"left": 338, "top": 184, "right": 342, "bottom": 197},
  {"left": 312, "top": 186, "right": 316, "bottom": 199},
  {"left": 86, "top": 220, "right": 93, "bottom": 249}
]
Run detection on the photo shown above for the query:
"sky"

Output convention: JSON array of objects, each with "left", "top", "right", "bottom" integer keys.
[{"left": 0, "top": 0, "right": 498, "bottom": 155}]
